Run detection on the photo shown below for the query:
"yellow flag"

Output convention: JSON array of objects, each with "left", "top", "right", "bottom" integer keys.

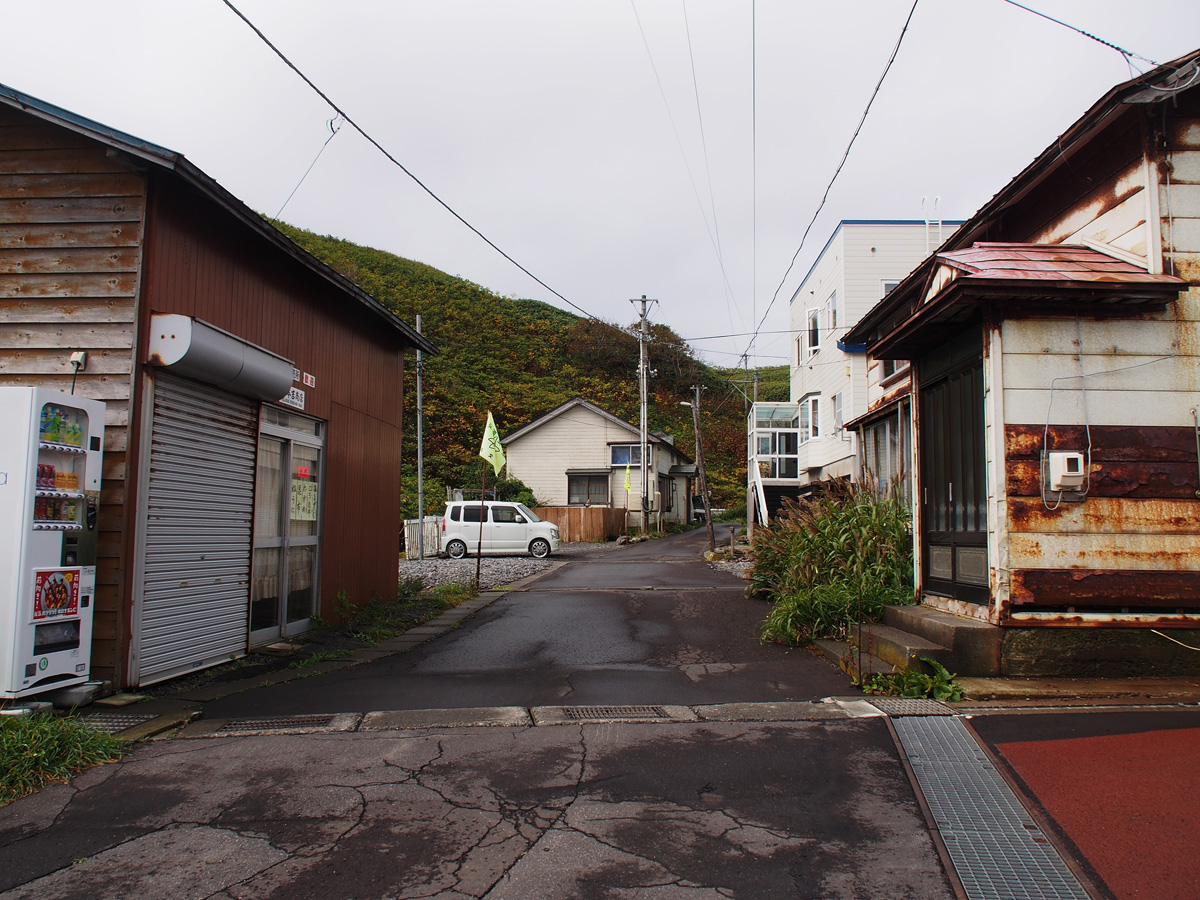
[
  {"left": 479, "top": 411, "right": 506, "bottom": 476},
  {"left": 624, "top": 462, "right": 631, "bottom": 492}
]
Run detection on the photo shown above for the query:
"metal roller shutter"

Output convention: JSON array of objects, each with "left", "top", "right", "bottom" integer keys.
[{"left": 135, "top": 373, "right": 258, "bottom": 684}]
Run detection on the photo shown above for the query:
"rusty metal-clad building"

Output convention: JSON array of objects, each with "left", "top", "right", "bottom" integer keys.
[
  {"left": 844, "top": 49, "right": 1200, "bottom": 675},
  {"left": 1, "top": 84, "right": 436, "bottom": 687}
]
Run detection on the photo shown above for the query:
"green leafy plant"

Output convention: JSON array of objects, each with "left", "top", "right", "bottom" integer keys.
[
  {"left": 861, "top": 657, "right": 965, "bottom": 702},
  {"left": 1, "top": 715, "right": 123, "bottom": 806},
  {"left": 286, "top": 648, "right": 354, "bottom": 669},
  {"left": 752, "top": 478, "right": 913, "bottom": 645}
]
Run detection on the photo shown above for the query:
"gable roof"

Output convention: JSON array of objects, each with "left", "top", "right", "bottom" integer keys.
[
  {"left": 503, "top": 396, "right": 691, "bottom": 461},
  {"left": 0, "top": 82, "right": 437, "bottom": 355},
  {"left": 843, "top": 47, "right": 1200, "bottom": 354},
  {"left": 860, "top": 242, "right": 1185, "bottom": 358}
]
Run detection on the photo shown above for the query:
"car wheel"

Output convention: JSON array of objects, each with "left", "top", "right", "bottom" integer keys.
[
  {"left": 447, "top": 539, "right": 468, "bottom": 560},
  {"left": 529, "top": 538, "right": 551, "bottom": 559}
]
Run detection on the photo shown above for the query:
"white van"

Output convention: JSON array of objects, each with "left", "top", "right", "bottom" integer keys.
[{"left": 440, "top": 500, "right": 560, "bottom": 559}]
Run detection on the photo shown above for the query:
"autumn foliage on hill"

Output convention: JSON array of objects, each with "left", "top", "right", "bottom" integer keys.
[{"left": 275, "top": 223, "right": 787, "bottom": 517}]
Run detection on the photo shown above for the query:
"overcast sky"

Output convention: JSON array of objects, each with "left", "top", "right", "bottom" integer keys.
[{"left": 5, "top": 1, "right": 1199, "bottom": 367}]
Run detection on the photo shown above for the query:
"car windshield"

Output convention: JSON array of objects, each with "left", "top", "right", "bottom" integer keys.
[{"left": 516, "top": 503, "right": 540, "bottom": 522}]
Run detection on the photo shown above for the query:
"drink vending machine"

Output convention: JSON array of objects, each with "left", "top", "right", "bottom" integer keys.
[{"left": 0, "top": 387, "right": 105, "bottom": 699}]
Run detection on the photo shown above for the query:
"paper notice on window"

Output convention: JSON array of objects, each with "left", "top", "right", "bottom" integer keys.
[{"left": 291, "top": 480, "right": 319, "bottom": 521}]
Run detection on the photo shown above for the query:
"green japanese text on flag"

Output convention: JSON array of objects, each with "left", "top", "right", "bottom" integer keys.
[{"left": 479, "top": 411, "right": 506, "bottom": 476}]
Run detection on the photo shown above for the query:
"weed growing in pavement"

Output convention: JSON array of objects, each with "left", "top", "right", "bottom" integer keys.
[
  {"left": 1, "top": 715, "right": 123, "bottom": 806},
  {"left": 752, "top": 478, "right": 913, "bottom": 645},
  {"left": 861, "top": 656, "right": 965, "bottom": 702},
  {"left": 338, "top": 578, "right": 477, "bottom": 646},
  {"left": 286, "top": 648, "right": 354, "bottom": 669}
]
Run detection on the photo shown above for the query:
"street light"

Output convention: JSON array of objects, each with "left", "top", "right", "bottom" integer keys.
[{"left": 680, "top": 391, "right": 715, "bottom": 552}]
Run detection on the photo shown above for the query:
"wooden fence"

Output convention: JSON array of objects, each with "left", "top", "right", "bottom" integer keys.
[{"left": 534, "top": 506, "right": 628, "bottom": 543}]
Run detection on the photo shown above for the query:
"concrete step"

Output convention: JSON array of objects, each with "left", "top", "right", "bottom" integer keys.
[
  {"left": 849, "top": 623, "right": 952, "bottom": 674},
  {"left": 813, "top": 639, "right": 896, "bottom": 682},
  {"left": 883, "top": 605, "right": 1001, "bottom": 676}
]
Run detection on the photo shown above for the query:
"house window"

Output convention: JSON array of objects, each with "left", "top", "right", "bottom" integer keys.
[
  {"left": 806, "top": 309, "right": 820, "bottom": 356},
  {"left": 881, "top": 280, "right": 900, "bottom": 297},
  {"left": 568, "top": 475, "right": 608, "bottom": 505},
  {"left": 833, "top": 393, "right": 843, "bottom": 431},
  {"left": 610, "top": 444, "right": 642, "bottom": 466},
  {"left": 658, "top": 476, "right": 673, "bottom": 511},
  {"left": 824, "top": 292, "right": 837, "bottom": 333},
  {"left": 861, "top": 402, "right": 911, "bottom": 495},
  {"left": 881, "top": 358, "right": 910, "bottom": 380},
  {"left": 799, "top": 396, "right": 820, "bottom": 443}
]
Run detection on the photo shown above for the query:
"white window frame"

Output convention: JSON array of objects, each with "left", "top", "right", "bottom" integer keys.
[
  {"left": 805, "top": 308, "right": 820, "bottom": 357},
  {"left": 610, "top": 444, "right": 642, "bottom": 467},
  {"left": 798, "top": 395, "right": 820, "bottom": 443}
]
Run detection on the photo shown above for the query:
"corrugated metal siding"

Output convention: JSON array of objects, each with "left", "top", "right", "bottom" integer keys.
[
  {"left": 135, "top": 373, "right": 257, "bottom": 684},
  {"left": 142, "top": 180, "right": 406, "bottom": 618},
  {"left": 0, "top": 104, "right": 144, "bottom": 681}
]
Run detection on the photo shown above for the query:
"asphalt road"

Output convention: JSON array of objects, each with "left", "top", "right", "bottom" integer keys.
[{"left": 202, "top": 526, "right": 850, "bottom": 719}]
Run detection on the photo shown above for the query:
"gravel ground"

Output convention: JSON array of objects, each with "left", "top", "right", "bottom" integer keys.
[
  {"left": 399, "top": 540, "right": 625, "bottom": 589},
  {"left": 400, "top": 540, "right": 754, "bottom": 589}
]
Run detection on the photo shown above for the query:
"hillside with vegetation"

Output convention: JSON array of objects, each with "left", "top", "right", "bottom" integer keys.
[{"left": 275, "top": 222, "right": 788, "bottom": 519}]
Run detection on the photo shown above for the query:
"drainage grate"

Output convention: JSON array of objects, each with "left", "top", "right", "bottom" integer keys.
[
  {"left": 212, "top": 714, "right": 343, "bottom": 735},
  {"left": 562, "top": 706, "right": 669, "bottom": 720},
  {"left": 894, "top": 716, "right": 1090, "bottom": 900},
  {"left": 80, "top": 712, "right": 157, "bottom": 734},
  {"left": 867, "top": 697, "right": 955, "bottom": 716}
]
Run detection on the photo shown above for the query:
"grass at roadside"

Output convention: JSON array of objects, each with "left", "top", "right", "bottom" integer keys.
[
  {"left": 1, "top": 715, "right": 123, "bottom": 806},
  {"left": 320, "top": 577, "right": 477, "bottom": 646}
]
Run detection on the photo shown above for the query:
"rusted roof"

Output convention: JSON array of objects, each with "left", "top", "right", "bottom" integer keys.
[
  {"left": 937, "top": 243, "right": 1184, "bottom": 284},
  {"left": 860, "top": 242, "right": 1187, "bottom": 359}
]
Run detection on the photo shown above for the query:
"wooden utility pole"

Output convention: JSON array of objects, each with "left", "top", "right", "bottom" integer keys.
[
  {"left": 689, "top": 384, "right": 715, "bottom": 552},
  {"left": 631, "top": 295, "right": 657, "bottom": 533}
]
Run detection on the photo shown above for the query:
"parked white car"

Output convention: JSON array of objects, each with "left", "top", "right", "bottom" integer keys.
[{"left": 440, "top": 500, "right": 560, "bottom": 559}]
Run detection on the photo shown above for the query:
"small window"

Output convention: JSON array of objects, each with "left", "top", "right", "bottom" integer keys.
[
  {"left": 833, "top": 393, "right": 843, "bottom": 431},
  {"left": 824, "top": 292, "right": 837, "bottom": 332},
  {"left": 806, "top": 309, "right": 820, "bottom": 356},
  {"left": 610, "top": 445, "right": 642, "bottom": 467},
  {"left": 449, "top": 506, "right": 461, "bottom": 522},
  {"left": 568, "top": 475, "right": 608, "bottom": 505},
  {"left": 799, "top": 396, "right": 820, "bottom": 443},
  {"left": 462, "top": 506, "right": 485, "bottom": 523},
  {"left": 881, "top": 280, "right": 900, "bottom": 297}
]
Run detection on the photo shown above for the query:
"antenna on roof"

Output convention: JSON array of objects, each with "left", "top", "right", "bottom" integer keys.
[{"left": 922, "top": 196, "right": 942, "bottom": 252}]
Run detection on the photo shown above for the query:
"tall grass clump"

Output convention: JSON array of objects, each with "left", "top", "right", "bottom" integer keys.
[
  {"left": 1, "top": 715, "right": 123, "bottom": 805},
  {"left": 751, "top": 478, "right": 914, "bottom": 645}
]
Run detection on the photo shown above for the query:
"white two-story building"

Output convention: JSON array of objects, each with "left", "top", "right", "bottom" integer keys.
[{"left": 749, "top": 220, "right": 957, "bottom": 520}]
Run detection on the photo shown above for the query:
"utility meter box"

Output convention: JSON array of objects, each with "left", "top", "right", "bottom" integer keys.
[{"left": 1048, "top": 451, "right": 1086, "bottom": 492}]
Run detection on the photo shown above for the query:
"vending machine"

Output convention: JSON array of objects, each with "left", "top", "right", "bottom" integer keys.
[{"left": 0, "top": 388, "right": 105, "bottom": 699}]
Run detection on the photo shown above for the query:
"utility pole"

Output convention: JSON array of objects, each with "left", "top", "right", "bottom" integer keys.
[
  {"left": 746, "top": 368, "right": 758, "bottom": 546},
  {"left": 416, "top": 314, "right": 425, "bottom": 559},
  {"left": 687, "top": 385, "right": 715, "bottom": 552},
  {"left": 631, "top": 295, "right": 657, "bottom": 533}
]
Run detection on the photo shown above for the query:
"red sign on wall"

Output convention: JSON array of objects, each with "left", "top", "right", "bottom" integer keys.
[
  {"left": 298, "top": 466, "right": 310, "bottom": 479},
  {"left": 33, "top": 569, "right": 80, "bottom": 620}
]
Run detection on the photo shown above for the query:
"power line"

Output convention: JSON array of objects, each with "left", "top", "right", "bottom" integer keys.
[
  {"left": 681, "top": 0, "right": 736, "bottom": 333},
  {"left": 221, "top": 0, "right": 599, "bottom": 321},
  {"left": 747, "top": 0, "right": 920, "bottom": 358},
  {"left": 629, "top": 0, "right": 741, "bottom": 311},
  {"left": 275, "top": 115, "right": 342, "bottom": 218},
  {"left": 999, "top": 0, "right": 1158, "bottom": 68}
]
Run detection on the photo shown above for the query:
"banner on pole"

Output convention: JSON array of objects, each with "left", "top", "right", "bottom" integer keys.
[{"left": 479, "top": 411, "right": 506, "bottom": 476}]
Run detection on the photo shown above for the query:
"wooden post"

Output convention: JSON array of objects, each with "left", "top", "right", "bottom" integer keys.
[{"left": 475, "top": 463, "right": 486, "bottom": 586}]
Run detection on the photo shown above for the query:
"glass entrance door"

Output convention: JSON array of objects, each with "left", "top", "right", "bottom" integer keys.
[{"left": 250, "top": 410, "right": 324, "bottom": 645}]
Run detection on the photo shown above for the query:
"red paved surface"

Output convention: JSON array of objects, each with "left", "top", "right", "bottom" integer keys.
[{"left": 995, "top": 727, "right": 1200, "bottom": 900}]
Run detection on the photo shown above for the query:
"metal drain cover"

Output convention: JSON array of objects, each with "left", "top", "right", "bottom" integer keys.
[
  {"left": 867, "top": 697, "right": 955, "bottom": 716},
  {"left": 80, "top": 712, "right": 157, "bottom": 734},
  {"left": 532, "top": 705, "right": 698, "bottom": 725},
  {"left": 563, "top": 706, "right": 669, "bottom": 720},
  {"left": 197, "top": 713, "right": 362, "bottom": 737}
]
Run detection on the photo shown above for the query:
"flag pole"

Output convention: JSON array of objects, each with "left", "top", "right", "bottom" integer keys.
[{"left": 475, "top": 462, "right": 486, "bottom": 586}]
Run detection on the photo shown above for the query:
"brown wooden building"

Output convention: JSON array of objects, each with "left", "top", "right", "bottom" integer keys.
[
  {"left": 844, "top": 50, "right": 1200, "bottom": 675},
  {"left": 1, "top": 84, "right": 436, "bottom": 687}
]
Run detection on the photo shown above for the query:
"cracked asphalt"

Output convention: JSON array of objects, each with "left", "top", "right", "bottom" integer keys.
[{"left": 0, "top": 527, "right": 955, "bottom": 899}]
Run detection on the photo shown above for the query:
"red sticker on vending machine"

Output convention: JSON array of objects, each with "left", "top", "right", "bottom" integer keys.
[{"left": 33, "top": 569, "right": 80, "bottom": 620}]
